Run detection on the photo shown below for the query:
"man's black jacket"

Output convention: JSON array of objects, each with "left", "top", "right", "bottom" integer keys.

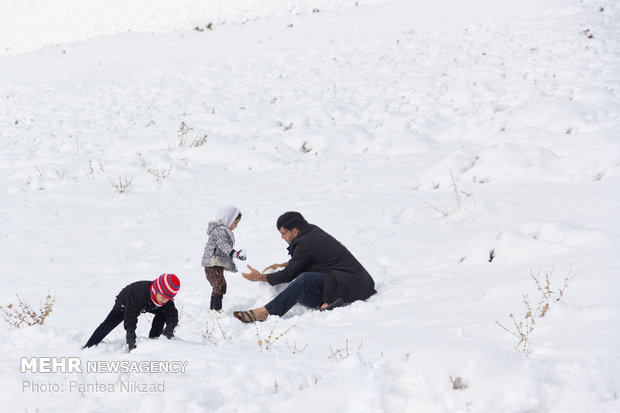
[
  {"left": 267, "top": 224, "right": 376, "bottom": 304},
  {"left": 113, "top": 281, "right": 178, "bottom": 345}
]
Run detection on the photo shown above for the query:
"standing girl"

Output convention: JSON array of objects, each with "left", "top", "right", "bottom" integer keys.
[{"left": 201, "top": 206, "right": 246, "bottom": 316}]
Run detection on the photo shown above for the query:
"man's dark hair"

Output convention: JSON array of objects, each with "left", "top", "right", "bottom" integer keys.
[{"left": 276, "top": 211, "right": 308, "bottom": 231}]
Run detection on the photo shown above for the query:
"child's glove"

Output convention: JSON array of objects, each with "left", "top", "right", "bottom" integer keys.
[{"left": 232, "top": 249, "right": 246, "bottom": 261}]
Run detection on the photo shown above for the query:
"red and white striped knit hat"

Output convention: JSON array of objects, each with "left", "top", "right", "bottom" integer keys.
[{"left": 150, "top": 273, "right": 180, "bottom": 306}]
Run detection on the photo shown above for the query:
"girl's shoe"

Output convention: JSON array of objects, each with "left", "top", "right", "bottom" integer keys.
[{"left": 209, "top": 309, "right": 228, "bottom": 318}]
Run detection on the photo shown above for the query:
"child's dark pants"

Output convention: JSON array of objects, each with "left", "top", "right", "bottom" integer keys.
[
  {"left": 83, "top": 308, "right": 167, "bottom": 348},
  {"left": 205, "top": 266, "right": 227, "bottom": 310}
]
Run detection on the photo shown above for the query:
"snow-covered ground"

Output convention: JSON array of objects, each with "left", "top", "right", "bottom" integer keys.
[{"left": 1, "top": 0, "right": 619, "bottom": 411}]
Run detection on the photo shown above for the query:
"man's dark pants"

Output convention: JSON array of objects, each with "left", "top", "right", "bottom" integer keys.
[{"left": 264, "top": 272, "right": 323, "bottom": 316}]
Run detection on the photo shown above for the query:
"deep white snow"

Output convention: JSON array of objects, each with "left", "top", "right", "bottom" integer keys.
[{"left": 1, "top": 0, "right": 619, "bottom": 412}]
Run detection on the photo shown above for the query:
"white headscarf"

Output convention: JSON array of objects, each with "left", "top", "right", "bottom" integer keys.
[{"left": 216, "top": 206, "right": 241, "bottom": 228}]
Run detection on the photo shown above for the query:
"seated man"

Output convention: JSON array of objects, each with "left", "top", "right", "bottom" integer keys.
[{"left": 234, "top": 212, "right": 376, "bottom": 322}]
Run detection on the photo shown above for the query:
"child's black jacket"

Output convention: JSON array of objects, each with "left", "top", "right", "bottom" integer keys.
[{"left": 113, "top": 281, "right": 178, "bottom": 345}]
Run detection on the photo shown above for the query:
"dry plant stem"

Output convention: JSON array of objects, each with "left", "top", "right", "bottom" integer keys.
[
  {"left": 177, "top": 121, "right": 193, "bottom": 147},
  {"left": 86, "top": 159, "right": 106, "bottom": 178},
  {"left": 495, "top": 315, "right": 532, "bottom": 355},
  {"left": 255, "top": 321, "right": 296, "bottom": 352},
  {"left": 328, "top": 339, "right": 363, "bottom": 360},
  {"left": 531, "top": 270, "right": 554, "bottom": 299},
  {"left": 285, "top": 339, "right": 309, "bottom": 354},
  {"left": 557, "top": 271, "right": 576, "bottom": 301},
  {"left": 215, "top": 319, "right": 230, "bottom": 340},
  {"left": 190, "top": 134, "right": 208, "bottom": 147},
  {"left": 111, "top": 176, "right": 133, "bottom": 193},
  {"left": 202, "top": 319, "right": 230, "bottom": 345},
  {"left": 0, "top": 294, "right": 55, "bottom": 328},
  {"left": 202, "top": 321, "right": 217, "bottom": 345},
  {"left": 176, "top": 121, "right": 207, "bottom": 147},
  {"left": 422, "top": 171, "right": 472, "bottom": 218},
  {"left": 496, "top": 269, "right": 575, "bottom": 356},
  {"left": 147, "top": 166, "right": 173, "bottom": 184},
  {"left": 523, "top": 294, "right": 536, "bottom": 324}
]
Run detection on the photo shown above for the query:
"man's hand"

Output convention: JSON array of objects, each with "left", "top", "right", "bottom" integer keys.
[
  {"left": 262, "top": 262, "right": 288, "bottom": 273},
  {"left": 242, "top": 265, "right": 268, "bottom": 282}
]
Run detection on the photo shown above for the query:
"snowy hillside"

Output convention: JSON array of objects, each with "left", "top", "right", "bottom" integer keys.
[{"left": 1, "top": 0, "right": 619, "bottom": 411}]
